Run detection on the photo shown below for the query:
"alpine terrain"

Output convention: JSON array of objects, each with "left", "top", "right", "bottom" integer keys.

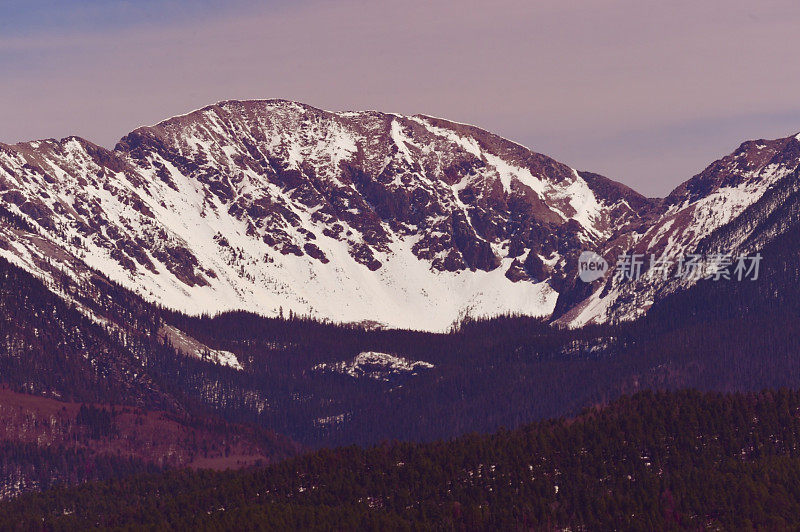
[
  {"left": 4, "top": 100, "right": 800, "bottom": 509},
  {"left": 2, "top": 100, "right": 798, "bottom": 331},
  {"left": 0, "top": 99, "right": 655, "bottom": 331}
]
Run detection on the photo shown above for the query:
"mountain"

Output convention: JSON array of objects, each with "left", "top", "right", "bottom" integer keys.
[
  {"left": 1, "top": 99, "right": 799, "bottom": 332},
  {"left": 0, "top": 100, "right": 653, "bottom": 331},
  {"left": 6, "top": 99, "right": 800, "bottom": 529},
  {"left": 558, "top": 131, "right": 800, "bottom": 326},
  {"left": 5, "top": 104, "right": 800, "bottom": 508}
]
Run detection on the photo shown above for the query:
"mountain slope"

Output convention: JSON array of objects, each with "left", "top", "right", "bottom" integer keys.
[
  {"left": 0, "top": 100, "right": 651, "bottom": 330},
  {"left": 558, "top": 132, "right": 800, "bottom": 326},
  {"left": 1, "top": 99, "right": 798, "bottom": 329}
]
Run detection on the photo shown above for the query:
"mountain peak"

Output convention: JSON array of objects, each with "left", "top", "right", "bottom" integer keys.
[
  {"left": 0, "top": 100, "right": 659, "bottom": 329},
  {"left": 2, "top": 100, "right": 798, "bottom": 330},
  {"left": 665, "top": 132, "right": 800, "bottom": 208}
]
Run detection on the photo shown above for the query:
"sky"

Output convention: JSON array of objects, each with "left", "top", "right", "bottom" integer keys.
[{"left": 1, "top": 0, "right": 800, "bottom": 197}]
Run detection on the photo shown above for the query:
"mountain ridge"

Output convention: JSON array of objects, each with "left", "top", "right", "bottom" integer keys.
[{"left": 0, "top": 99, "right": 798, "bottom": 329}]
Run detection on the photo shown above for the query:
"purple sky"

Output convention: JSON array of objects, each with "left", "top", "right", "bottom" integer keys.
[{"left": 2, "top": 0, "right": 800, "bottom": 197}]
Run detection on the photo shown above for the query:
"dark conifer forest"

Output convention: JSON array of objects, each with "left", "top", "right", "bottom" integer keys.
[{"left": 5, "top": 389, "right": 800, "bottom": 530}]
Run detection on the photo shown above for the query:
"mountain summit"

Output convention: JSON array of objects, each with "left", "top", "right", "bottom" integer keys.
[{"left": 0, "top": 100, "right": 797, "bottom": 329}]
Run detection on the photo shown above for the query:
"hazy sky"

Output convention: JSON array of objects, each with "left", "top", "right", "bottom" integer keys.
[{"left": 2, "top": 0, "right": 800, "bottom": 196}]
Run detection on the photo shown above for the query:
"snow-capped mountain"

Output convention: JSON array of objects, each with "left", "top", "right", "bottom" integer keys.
[
  {"left": 0, "top": 99, "right": 650, "bottom": 330},
  {"left": 559, "top": 132, "right": 800, "bottom": 326},
  {"left": 0, "top": 99, "right": 797, "bottom": 330}
]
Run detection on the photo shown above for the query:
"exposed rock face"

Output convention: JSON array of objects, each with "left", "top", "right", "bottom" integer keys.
[
  {"left": 557, "top": 133, "right": 800, "bottom": 326},
  {"left": 0, "top": 100, "right": 652, "bottom": 330},
  {"left": 0, "top": 99, "right": 796, "bottom": 330}
]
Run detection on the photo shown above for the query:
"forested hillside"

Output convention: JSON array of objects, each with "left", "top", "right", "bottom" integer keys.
[{"left": 5, "top": 389, "right": 800, "bottom": 530}]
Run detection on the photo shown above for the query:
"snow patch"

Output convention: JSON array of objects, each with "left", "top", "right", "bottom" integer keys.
[{"left": 312, "top": 351, "right": 434, "bottom": 381}]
